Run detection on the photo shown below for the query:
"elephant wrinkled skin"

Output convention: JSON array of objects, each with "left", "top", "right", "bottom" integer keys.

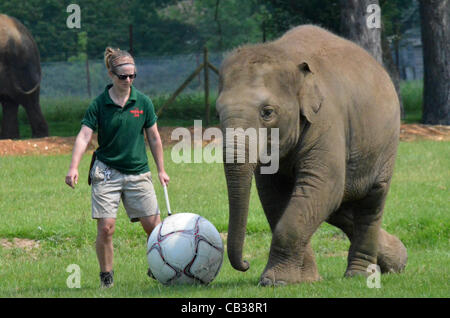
[
  {"left": 217, "top": 25, "right": 407, "bottom": 286},
  {"left": 0, "top": 14, "right": 48, "bottom": 139}
]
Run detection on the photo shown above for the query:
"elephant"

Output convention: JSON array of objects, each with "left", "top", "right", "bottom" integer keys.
[
  {"left": 216, "top": 25, "right": 407, "bottom": 286},
  {"left": 0, "top": 14, "right": 48, "bottom": 139}
]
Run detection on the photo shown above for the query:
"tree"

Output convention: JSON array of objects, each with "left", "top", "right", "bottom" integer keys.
[
  {"left": 162, "top": 0, "right": 265, "bottom": 51},
  {"left": 260, "top": 0, "right": 341, "bottom": 40},
  {"left": 419, "top": 0, "right": 450, "bottom": 125},
  {"left": 0, "top": 0, "right": 196, "bottom": 60},
  {"left": 379, "top": 0, "right": 419, "bottom": 70},
  {"left": 340, "top": 0, "right": 410, "bottom": 119},
  {"left": 340, "top": 0, "right": 383, "bottom": 64},
  {"left": 380, "top": 0, "right": 418, "bottom": 120}
]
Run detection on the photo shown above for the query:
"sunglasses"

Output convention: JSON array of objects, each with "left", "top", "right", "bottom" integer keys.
[{"left": 113, "top": 71, "right": 137, "bottom": 80}]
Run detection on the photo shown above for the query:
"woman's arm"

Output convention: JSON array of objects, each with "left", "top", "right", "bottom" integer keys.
[
  {"left": 65, "top": 125, "right": 94, "bottom": 188},
  {"left": 145, "top": 123, "right": 170, "bottom": 186}
]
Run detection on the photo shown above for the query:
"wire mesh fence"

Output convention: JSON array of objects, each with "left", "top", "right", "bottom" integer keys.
[{"left": 40, "top": 51, "right": 225, "bottom": 98}]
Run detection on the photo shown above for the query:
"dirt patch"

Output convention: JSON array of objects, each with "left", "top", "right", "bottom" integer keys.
[
  {"left": 0, "top": 136, "right": 96, "bottom": 156},
  {"left": 0, "top": 238, "right": 40, "bottom": 251},
  {"left": 400, "top": 124, "right": 450, "bottom": 142},
  {"left": 0, "top": 124, "right": 448, "bottom": 156}
]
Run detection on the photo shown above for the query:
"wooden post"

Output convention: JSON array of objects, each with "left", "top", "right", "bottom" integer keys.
[
  {"left": 208, "top": 62, "right": 219, "bottom": 75},
  {"left": 262, "top": 20, "right": 266, "bottom": 43},
  {"left": 155, "top": 50, "right": 220, "bottom": 119},
  {"left": 204, "top": 47, "right": 210, "bottom": 126},
  {"left": 207, "top": 61, "right": 219, "bottom": 121},
  {"left": 86, "top": 58, "right": 91, "bottom": 98},
  {"left": 156, "top": 63, "right": 205, "bottom": 117},
  {"left": 197, "top": 53, "right": 201, "bottom": 85},
  {"left": 129, "top": 24, "right": 133, "bottom": 56}
]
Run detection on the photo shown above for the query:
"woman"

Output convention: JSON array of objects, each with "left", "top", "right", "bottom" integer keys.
[{"left": 65, "top": 47, "right": 169, "bottom": 288}]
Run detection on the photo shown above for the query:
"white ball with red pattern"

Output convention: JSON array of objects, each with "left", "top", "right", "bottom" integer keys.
[{"left": 147, "top": 213, "right": 224, "bottom": 285}]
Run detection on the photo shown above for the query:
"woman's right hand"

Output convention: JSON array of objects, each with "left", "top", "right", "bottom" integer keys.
[
  {"left": 65, "top": 168, "right": 79, "bottom": 189},
  {"left": 65, "top": 125, "right": 93, "bottom": 189}
]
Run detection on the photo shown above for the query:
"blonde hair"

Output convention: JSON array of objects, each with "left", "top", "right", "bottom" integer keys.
[{"left": 104, "top": 47, "right": 136, "bottom": 72}]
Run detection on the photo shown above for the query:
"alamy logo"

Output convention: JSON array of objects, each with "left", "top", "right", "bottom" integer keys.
[
  {"left": 171, "top": 120, "right": 279, "bottom": 174},
  {"left": 66, "top": 4, "right": 81, "bottom": 29},
  {"left": 366, "top": 264, "right": 381, "bottom": 289},
  {"left": 66, "top": 264, "right": 81, "bottom": 288},
  {"left": 366, "top": 4, "right": 381, "bottom": 29}
]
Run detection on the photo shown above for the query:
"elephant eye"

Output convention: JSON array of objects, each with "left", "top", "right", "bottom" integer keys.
[{"left": 260, "top": 107, "right": 274, "bottom": 120}]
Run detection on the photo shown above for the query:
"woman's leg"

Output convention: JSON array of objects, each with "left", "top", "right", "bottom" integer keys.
[
  {"left": 139, "top": 214, "right": 161, "bottom": 239},
  {"left": 96, "top": 217, "right": 116, "bottom": 272}
]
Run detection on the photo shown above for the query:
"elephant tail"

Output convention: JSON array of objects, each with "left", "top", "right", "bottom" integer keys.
[
  {"left": 5, "top": 16, "right": 42, "bottom": 96},
  {"left": 12, "top": 78, "right": 40, "bottom": 95}
]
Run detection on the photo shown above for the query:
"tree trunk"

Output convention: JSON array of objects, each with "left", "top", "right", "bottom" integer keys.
[
  {"left": 341, "top": 1, "right": 405, "bottom": 119},
  {"left": 340, "top": 0, "right": 383, "bottom": 64},
  {"left": 419, "top": 0, "right": 450, "bottom": 125}
]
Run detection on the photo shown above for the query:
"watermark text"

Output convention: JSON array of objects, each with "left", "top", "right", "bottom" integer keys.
[
  {"left": 66, "top": 4, "right": 81, "bottom": 29},
  {"left": 66, "top": 264, "right": 81, "bottom": 288},
  {"left": 171, "top": 120, "right": 279, "bottom": 174}
]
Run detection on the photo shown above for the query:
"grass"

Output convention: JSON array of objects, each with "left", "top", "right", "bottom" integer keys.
[
  {"left": 401, "top": 80, "right": 423, "bottom": 124},
  {"left": 0, "top": 141, "right": 448, "bottom": 297}
]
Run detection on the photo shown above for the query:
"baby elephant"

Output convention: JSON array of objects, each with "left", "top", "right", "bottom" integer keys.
[{"left": 216, "top": 25, "right": 407, "bottom": 286}]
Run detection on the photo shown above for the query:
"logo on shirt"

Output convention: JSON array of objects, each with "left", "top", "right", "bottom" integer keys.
[{"left": 130, "top": 108, "right": 144, "bottom": 117}]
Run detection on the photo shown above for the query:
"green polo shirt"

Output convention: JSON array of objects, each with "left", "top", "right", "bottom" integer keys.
[{"left": 81, "top": 84, "right": 157, "bottom": 174}]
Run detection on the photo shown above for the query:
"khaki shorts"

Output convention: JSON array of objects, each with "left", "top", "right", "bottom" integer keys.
[{"left": 90, "top": 160, "right": 159, "bottom": 222}]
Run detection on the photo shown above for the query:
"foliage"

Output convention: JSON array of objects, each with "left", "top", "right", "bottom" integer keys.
[
  {"left": 0, "top": 0, "right": 194, "bottom": 60},
  {"left": 68, "top": 32, "right": 88, "bottom": 62},
  {"left": 380, "top": 0, "right": 419, "bottom": 37},
  {"left": 0, "top": 0, "right": 422, "bottom": 61},
  {"left": 260, "top": 0, "right": 341, "bottom": 39},
  {"left": 161, "top": 0, "right": 267, "bottom": 51}
]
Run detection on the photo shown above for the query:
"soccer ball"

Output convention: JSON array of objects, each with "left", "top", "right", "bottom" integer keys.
[{"left": 147, "top": 213, "right": 224, "bottom": 285}]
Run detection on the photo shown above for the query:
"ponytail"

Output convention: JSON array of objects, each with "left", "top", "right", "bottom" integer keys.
[{"left": 104, "top": 47, "right": 135, "bottom": 72}]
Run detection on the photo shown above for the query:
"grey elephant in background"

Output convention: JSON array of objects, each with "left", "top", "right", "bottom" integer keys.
[
  {"left": 216, "top": 25, "right": 407, "bottom": 286},
  {"left": 0, "top": 14, "right": 48, "bottom": 139}
]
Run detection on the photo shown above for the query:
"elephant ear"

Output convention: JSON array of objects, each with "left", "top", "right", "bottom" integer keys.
[{"left": 297, "top": 62, "right": 323, "bottom": 123}]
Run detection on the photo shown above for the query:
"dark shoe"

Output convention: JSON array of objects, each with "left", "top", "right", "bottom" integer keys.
[
  {"left": 147, "top": 267, "right": 156, "bottom": 280},
  {"left": 100, "top": 270, "right": 114, "bottom": 288}
]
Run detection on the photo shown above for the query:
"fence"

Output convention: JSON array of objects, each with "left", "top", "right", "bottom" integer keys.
[{"left": 40, "top": 51, "right": 226, "bottom": 98}]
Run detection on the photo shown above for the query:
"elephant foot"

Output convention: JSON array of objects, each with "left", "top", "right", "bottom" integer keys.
[
  {"left": 259, "top": 275, "right": 287, "bottom": 287},
  {"left": 344, "top": 269, "right": 370, "bottom": 278},
  {"left": 345, "top": 249, "right": 378, "bottom": 278},
  {"left": 345, "top": 229, "right": 408, "bottom": 278},
  {"left": 31, "top": 123, "right": 49, "bottom": 138},
  {"left": 259, "top": 244, "right": 321, "bottom": 286},
  {"left": 377, "top": 229, "right": 407, "bottom": 273},
  {"left": 31, "top": 131, "right": 49, "bottom": 138},
  {"left": 259, "top": 264, "right": 321, "bottom": 286}
]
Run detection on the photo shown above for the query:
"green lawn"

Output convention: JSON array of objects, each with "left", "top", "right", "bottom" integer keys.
[
  {"left": 0, "top": 141, "right": 448, "bottom": 297},
  {"left": 400, "top": 80, "right": 423, "bottom": 124}
]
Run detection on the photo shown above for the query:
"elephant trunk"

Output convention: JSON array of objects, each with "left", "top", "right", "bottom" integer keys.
[
  {"left": 224, "top": 162, "right": 255, "bottom": 272},
  {"left": 223, "top": 125, "right": 257, "bottom": 272}
]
